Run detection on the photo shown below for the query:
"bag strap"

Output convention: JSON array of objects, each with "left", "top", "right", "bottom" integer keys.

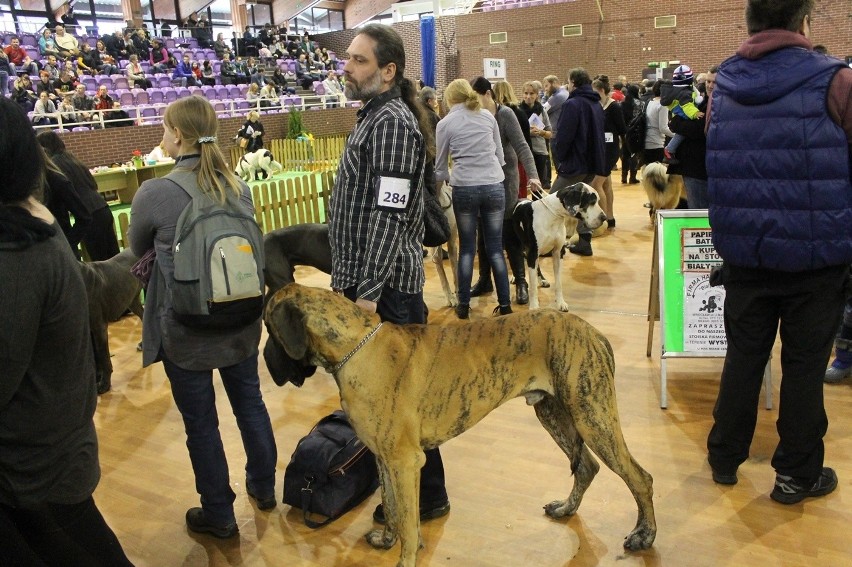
[{"left": 300, "top": 475, "right": 333, "bottom": 528}]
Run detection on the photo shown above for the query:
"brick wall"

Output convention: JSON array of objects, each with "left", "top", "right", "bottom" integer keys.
[
  {"left": 316, "top": 0, "right": 849, "bottom": 94},
  {"left": 63, "top": 106, "right": 358, "bottom": 168}
]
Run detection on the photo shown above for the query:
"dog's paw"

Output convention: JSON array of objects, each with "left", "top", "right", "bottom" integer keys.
[
  {"left": 556, "top": 301, "right": 570, "bottom": 312},
  {"left": 544, "top": 498, "right": 579, "bottom": 519},
  {"left": 623, "top": 523, "right": 656, "bottom": 551},
  {"left": 447, "top": 293, "right": 459, "bottom": 307},
  {"left": 365, "top": 528, "right": 397, "bottom": 550}
]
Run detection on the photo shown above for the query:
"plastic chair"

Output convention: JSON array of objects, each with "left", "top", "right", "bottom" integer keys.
[
  {"left": 119, "top": 91, "right": 134, "bottom": 106},
  {"left": 214, "top": 85, "right": 229, "bottom": 99},
  {"left": 163, "top": 89, "right": 177, "bottom": 103},
  {"left": 157, "top": 75, "right": 172, "bottom": 89},
  {"left": 147, "top": 88, "right": 164, "bottom": 104},
  {"left": 134, "top": 90, "right": 150, "bottom": 105},
  {"left": 113, "top": 77, "right": 130, "bottom": 90}
]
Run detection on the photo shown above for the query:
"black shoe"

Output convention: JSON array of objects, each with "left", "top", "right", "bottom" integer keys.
[
  {"left": 373, "top": 501, "right": 450, "bottom": 525},
  {"left": 606, "top": 218, "right": 616, "bottom": 229},
  {"left": 455, "top": 304, "right": 470, "bottom": 320},
  {"left": 493, "top": 304, "right": 513, "bottom": 316},
  {"left": 629, "top": 177, "right": 639, "bottom": 184},
  {"left": 470, "top": 279, "right": 494, "bottom": 297},
  {"left": 569, "top": 234, "right": 593, "bottom": 256},
  {"left": 185, "top": 507, "right": 238, "bottom": 538},
  {"left": 770, "top": 467, "right": 838, "bottom": 505},
  {"left": 711, "top": 469, "right": 738, "bottom": 486},
  {"left": 516, "top": 281, "right": 529, "bottom": 305},
  {"left": 621, "top": 176, "right": 628, "bottom": 184},
  {"left": 247, "top": 488, "right": 277, "bottom": 511}
]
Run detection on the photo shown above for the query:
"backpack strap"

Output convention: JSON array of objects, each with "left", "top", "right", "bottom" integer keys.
[{"left": 164, "top": 169, "right": 204, "bottom": 200}]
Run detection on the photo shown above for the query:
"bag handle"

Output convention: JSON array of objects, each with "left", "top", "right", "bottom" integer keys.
[{"left": 300, "top": 475, "right": 333, "bottom": 528}]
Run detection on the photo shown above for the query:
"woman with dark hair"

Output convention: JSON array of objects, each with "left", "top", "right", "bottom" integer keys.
[
  {"left": 593, "top": 75, "right": 626, "bottom": 229},
  {"left": 620, "top": 83, "right": 642, "bottom": 184},
  {"left": 0, "top": 96, "right": 134, "bottom": 566},
  {"left": 128, "top": 96, "right": 277, "bottom": 537},
  {"left": 37, "top": 130, "right": 119, "bottom": 261}
]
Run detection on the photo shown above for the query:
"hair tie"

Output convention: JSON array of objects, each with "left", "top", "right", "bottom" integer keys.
[{"left": 198, "top": 136, "right": 217, "bottom": 144}]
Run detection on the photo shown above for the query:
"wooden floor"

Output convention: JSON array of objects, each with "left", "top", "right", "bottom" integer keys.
[{"left": 96, "top": 177, "right": 852, "bottom": 567}]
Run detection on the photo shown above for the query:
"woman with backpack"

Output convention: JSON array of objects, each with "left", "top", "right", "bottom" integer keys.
[{"left": 128, "top": 96, "right": 278, "bottom": 538}]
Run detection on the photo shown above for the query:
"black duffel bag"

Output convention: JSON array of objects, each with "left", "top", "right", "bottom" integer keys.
[{"left": 283, "top": 410, "right": 379, "bottom": 528}]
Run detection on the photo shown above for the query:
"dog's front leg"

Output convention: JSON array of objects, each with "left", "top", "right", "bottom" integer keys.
[
  {"left": 527, "top": 263, "right": 541, "bottom": 309},
  {"left": 552, "top": 249, "right": 569, "bottom": 312},
  {"left": 366, "top": 452, "right": 424, "bottom": 567}
]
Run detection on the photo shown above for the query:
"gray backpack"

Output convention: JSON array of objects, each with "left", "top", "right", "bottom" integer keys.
[{"left": 166, "top": 170, "right": 265, "bottom": 329}]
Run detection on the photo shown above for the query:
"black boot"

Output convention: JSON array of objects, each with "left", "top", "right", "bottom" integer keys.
[
  {"left": 516, "top": 281, "right": 529, "bottom": 305},
  {"left": 470, "top": 278, "right": 493, "bottom": 297},
  {"left": 569, "top": 233, "right": 593, "bottom": 256}
]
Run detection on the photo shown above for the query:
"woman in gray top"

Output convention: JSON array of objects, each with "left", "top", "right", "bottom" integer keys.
[
  {"left": 0, "top": 97, "right": 132, "bottom": 566},
  {"left": 435, "top": 78, "right": 510, "bottom": 319},
  {"left": 470, "top": 77, "right": 542, "bottom": 305},
  {"left": 128, "top": 96, "right": 277, "bottom": 538}
]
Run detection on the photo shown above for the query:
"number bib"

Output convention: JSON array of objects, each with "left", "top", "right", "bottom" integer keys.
[{"left": 375, "top": 175, "right": 411, "bottom": 211}]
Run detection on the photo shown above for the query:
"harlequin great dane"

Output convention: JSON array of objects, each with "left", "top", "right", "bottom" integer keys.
[
  {"left": 512, "top": 183, "right": 607, "bottom": 311},
  {"left": 234, "top": 149, "right": 283, "bottom": 182},
  {"left": 264, "top": 283, "right": 656, "bottom": 567}
]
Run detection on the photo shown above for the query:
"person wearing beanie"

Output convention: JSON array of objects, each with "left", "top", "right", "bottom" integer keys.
[{"left": 659, "top": 64, "right": 705, "bottom": 164}]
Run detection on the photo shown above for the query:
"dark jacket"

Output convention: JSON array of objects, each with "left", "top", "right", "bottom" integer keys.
[
  {"left": 707, "top": 41, "right": 851, "bottom": 271},
  {"left": 667, "top": 97, "right": 707, "bottom": 180},
  {"left": 552, "top": 85, "right": 606, "bottom": 178}
]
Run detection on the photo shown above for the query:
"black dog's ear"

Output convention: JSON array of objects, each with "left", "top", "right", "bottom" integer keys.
[
  {"left": 560, "top": 183, "right": 586, "bottom": 216},
  {"left": 267, "top": 301, "right": 308, "bottom": 360},
  {"left": 262, "top": 336, "right": 316, "bottom": 387}
]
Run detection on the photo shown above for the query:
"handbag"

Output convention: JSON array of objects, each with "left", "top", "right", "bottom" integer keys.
[
  {"left": 283, "top": 410, "right": 379, "bottom": 528},
  {"left": 423, "top": 186, "right": 450, "bottom": 247},
  {"left": 238, "top": 136, "right": 249, "bottom": 149}
]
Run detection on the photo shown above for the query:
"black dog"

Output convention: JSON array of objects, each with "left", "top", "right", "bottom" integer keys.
[
  {"left": 263, "top": 223, "right": 332, "bottom": 302},
  {"left": 78, "top": 248, "right": 143, "bottom": 394}
]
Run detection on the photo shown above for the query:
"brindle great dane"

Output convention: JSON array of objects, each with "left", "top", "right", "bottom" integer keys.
[{"left": 264, "top": 283, "right": 656, "bottom": 567}]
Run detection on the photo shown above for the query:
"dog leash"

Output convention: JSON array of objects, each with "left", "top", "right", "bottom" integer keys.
[{"left": 329, "top": 321, "right": 384, "bottom": 374}]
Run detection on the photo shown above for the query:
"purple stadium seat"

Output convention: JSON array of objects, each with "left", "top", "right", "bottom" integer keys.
[
  {"left": 213, "top": 85, "right": 228, "bottom": 99},
  {"left": 96, "top": 76, "right": 113, "bottom": 89},
  {"left": 163, "top": 89, "right": 177, "bottom": 103},
  {"left": 85, "top": 36, "right": 97, "bottom": 48},
  {"left": 72, "top": 126, "right": 90, "bottom": 132},
  {"left": 118, "top": 59, "right": 129, "bottom": 69},
  {"left": 188, "top": 86, "right": 203, "bottom": 95},
  {"left": 139, "top": 106, "right": 157, "bottom": 122},
  {"left": 165, "top": 38, "right": 176, "bottom": 50},
  {"left": 119, "top": 91, "right": 134, "bottom": 106},
  {"left": 200, "top": 85, "right": 215, "bottom": 98},
  {"left": 212, "top": 101, "right": 226, "bottom": 114},
  {"left": 157, "top": 76, "right": 172, "bottom": 89},
  {"left": 212, "top": 61, "right": 221, "bottom": 74},
  {"left": 147, "top": 88, "right": 164, "bottom": 104},
  {"left": 175, "top": 87, "right": 191, "bottom": 98},
  {"left": 113, "top": 77, "right": 129, "bottom": 90},
  {"left": 20, "top": 34, "right": 37, "bottom": 47},
  {"left": 134, "top": 90, "right": 150, "bottom": 105},
  {"left": 81, "top": 76, "right": 97, "bottom": 91},
  {"left": 156, "top": 104, "right": 167, "bottom": 116},
  {"left": 226, "top": 84, "right": 241, "bottom": 98},
  {"left": 237, "top": 84, "right": 249, "bottom": 97}
]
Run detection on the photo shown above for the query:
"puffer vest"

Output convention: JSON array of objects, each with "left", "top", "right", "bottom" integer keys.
[{"left": 707, "top": 48, "right": 851, "bottom": 271}]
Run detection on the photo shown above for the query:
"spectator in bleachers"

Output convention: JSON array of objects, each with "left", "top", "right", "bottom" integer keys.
[
  {"left": 242, "top": 26, "right": 257, "bottom": 57},
  {"left": 60, "top": 4, "right": 80, "bottom": 34},
  {"left": 191, "top": 60, "right": 203, "bottom": 84},
  {"left": 127, "top": 54, "right": 152, "bottom": 89},
  {"left": 122, "top": 30, "right": 139, "bottom": 58},
  {"left": 131, "top": 28, "right": 150, "bottom": 56},
  {"left": 258, "top": 23, "right": 273, "bottom": 48},
  {"left": 219, "top": 53, "right": 237, "bottom": 85},
  {"left": 4, "top": 36, "right": 39, "bottom": 77},
  {"left": 105, "top": 101, "right": 134, "bottom": 128},
  {"left": 93, "top": 84, "right": 113, "bottom": 113},
  {"left": 71, "top": 84, "right": 95, "bottom": 122},
  {"left": 285, "top": 36, "right": 300, "bottom": 58},
  {"left": 270, "top": 67, "right": 295, "bottom": 95},
  {"left": 295, "top": 52, "right": 319, "bottom": 90},
  {"left": 259, "top": 82, "right": 277, "bottom": 104},
  {"left": 32, "top": 91, "right": 58, "bottom": 126},
  {"left": 311, "top": 47, "right": 326, "bottom": 71},
  {"left": 233, "top": 55, "right": 250, "bottom": 84},
  {"left": 245, "top": 56, "right": 265, "bottom": 86},
  {"left": 42, "top": 55, "right": 60, "bottom": 81},
  {"left": 11, "top": 75, "right": 36, "bottom": 111},
  {"left": 270, "top": 36, "right": 287, "bottom": 59},
  {"left": 35, "top": 70, "right": 56, "bottom": 101},
  {"left": 322, "top": 70, "right": 343, "bottom": 107},
  {"left": 0, "top": 50, "right": 11, "bottom": 96},
  {"left": 53, "top": 69, "right": 77, "bottom": 98},
  {"left": 200, "top": 60, "right": 216, "bottom": 86},
  {"left": 57, "top": 93, "right": 78, "bottom": 126},
  {"left": 102, "top": 30, "right": 127, "bottom": 62},
  {"left": 78, "top": 42, "right": 118, "bottom": 76},
  {"left": 246, "top": 82, "right": 266, "bottom": 109},
  {"left": 38, "top": 28, "right": 60, "bottom": 58},
  {"left": 196, "top": 14, "right": 213, "bottom": 48},
  {"left": 236, "top": 110, "right": 264, "bottom": 152},
  {"left": 53, "top": 24, "right": 80, "bottom": 59},
  {"left": 172, "top": 53, "right": 197, "bottom": 87},
  {"left": 94, "top": 40, "right": 118, "bottom": 72},
  {"left": 149, "top": 38, "right": 169, "bottom": 74},
  {"left": 213, "top": 33, "right": 232, "bottom": 60}
]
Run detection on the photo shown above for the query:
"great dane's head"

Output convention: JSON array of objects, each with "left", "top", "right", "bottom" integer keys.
[
  {"left": 263, "top": 283, "right": 378, "bottom": 386},
  {"left": 557, "top": 183, "right": 607, "bottom": 230}
]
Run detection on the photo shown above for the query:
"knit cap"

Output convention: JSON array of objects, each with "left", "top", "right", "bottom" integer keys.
[{"left": 672, "top": 65, "right": 694, "bottom": 87}]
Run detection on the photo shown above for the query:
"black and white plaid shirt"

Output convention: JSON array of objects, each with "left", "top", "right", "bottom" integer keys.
[{"left": 329, "top": 86, "right": 426, "bottom": 302}]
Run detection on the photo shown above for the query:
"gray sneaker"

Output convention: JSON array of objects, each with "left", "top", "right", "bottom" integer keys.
[
  {"left": 824, "top": 365, "right": 852, "bottom": 383},
  {"left": 770, "top": 467, "right": 837, "bottom": 505}
]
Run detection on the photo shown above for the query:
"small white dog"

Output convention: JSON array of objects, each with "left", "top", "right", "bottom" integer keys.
[{"left": 234, "top": 149, "right": 283, "bottom": 182}]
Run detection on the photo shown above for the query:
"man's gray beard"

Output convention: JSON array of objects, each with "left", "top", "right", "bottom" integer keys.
[{"left": 344, "top": 70, "right": 384, "bottom": 102}]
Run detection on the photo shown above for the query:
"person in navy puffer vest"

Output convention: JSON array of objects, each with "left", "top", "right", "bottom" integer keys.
[{"left": 705, "top": 0, "right": 852, "bottom": 505}]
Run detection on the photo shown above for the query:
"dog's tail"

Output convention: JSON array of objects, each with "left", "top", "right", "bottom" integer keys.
[{"left": 269, "top": 159, "right": 284, "bottom": 173}]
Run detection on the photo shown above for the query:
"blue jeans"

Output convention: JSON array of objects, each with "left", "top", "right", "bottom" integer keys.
[
  {"left": 683, "top": 176, "right": 709, "bottom": 209},
  {"left": 453, "top": 182, "right": 511, "bottom": 307},
  {"left": 162, "top": 352, "right": 277, "bottom": 526},
  {"left": 0, "top": 71, "right": 8, "bottom": 96}
]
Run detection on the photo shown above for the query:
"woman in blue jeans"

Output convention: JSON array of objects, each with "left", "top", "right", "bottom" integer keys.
[
  {"left": 128, "top": 96, "right": 277, "bottom": 538},
  {"left": 435, "top": 78, "right": 511, "bottom": 318}
]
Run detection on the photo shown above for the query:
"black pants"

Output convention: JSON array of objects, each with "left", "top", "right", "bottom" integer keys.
[
  {"left": 476, "top": 217, "right": 526, "bottom": 285},
  {"left": 343, "top": 286, "right": 448, "bottom": 506},
  {"left": 533, "top": 152, "right": 551, "bottom": 190},
  {"left": 707, "top": 263, "right": 849, "bottom": 483},
  {"left": 0, "top": 497, "right": 133, "bottom": 566},
  {"left": 620, "top": 142, "right": 638, "bottom": 181},
  {"left": 82, "top": 206, "right": 120, "bottom": 262}
]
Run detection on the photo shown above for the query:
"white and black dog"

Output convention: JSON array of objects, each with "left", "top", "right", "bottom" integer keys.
[
  {"left": 234, "top": 149, "right": 284, "bottom": 182},
  {"left": 512, "top": 183, "right": 607, "bottom": 311}
]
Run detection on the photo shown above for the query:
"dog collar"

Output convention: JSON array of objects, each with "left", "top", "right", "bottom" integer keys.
[{"left": 329, "top": 321, "right": 383, "bottom": 374}]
